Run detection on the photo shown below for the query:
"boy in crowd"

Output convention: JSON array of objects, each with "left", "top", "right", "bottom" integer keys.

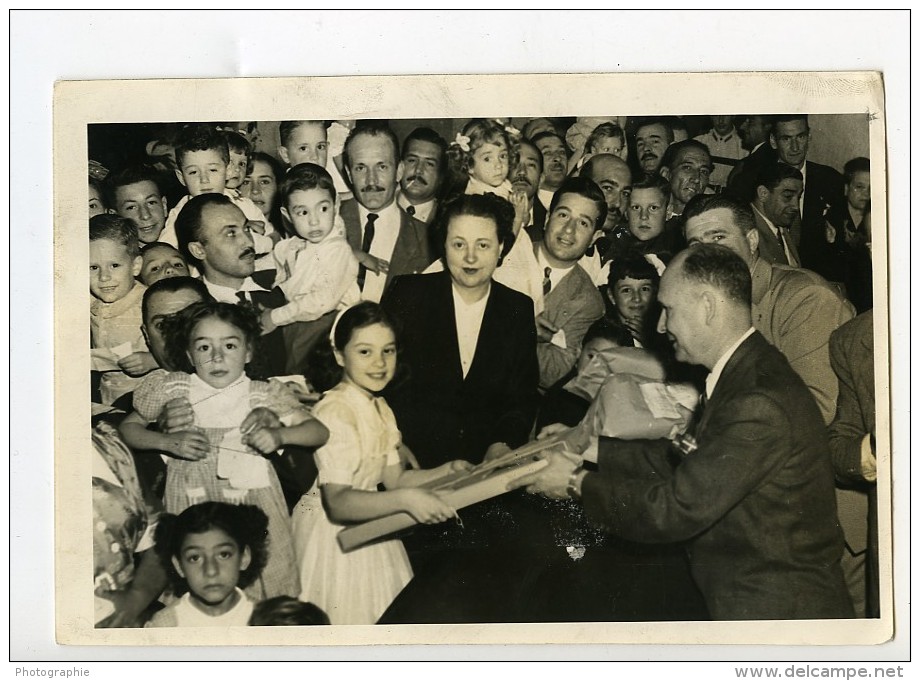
[{"left": 104, "top": 165, "right": 168, "bottom": 245}]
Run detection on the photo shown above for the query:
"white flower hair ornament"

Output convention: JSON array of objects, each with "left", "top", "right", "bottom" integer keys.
[{"left": 453, "top": 133, "right": 471, "bottom": 152}]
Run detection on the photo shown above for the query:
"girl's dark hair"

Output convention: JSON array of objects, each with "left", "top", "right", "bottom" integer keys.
[
  {"left": 304, "top": 302, "right": 401, "bottom": 393},
  {"left": 246, "top": 152, "right": 287, "bottom": 236},
  {"left": 161, "top": 301, "right": 262, "bottom": 376},
  {"left": 153, "top": 502, "right": 269, "bottom": 594}
]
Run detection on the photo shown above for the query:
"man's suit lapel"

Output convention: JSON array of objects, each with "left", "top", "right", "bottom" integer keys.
[
  {"left": 697, "top": 333, "right": 761, "bottom": 437},
  {"left": 340, "top": 199, "right": 362, "bottom": 251}
]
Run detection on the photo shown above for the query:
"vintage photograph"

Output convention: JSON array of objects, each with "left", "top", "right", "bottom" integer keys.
[{"left": 53, "top": 72, "right": 891, "bottom": 647}]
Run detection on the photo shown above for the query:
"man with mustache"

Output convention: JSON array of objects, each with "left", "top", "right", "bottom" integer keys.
[
  {"left": 579, "top": 153, "right": 633, "bottom": 284},
  {"left": 634, "top": 118, "right": 674, "bottom": 180},
  {"left": 175, "top": 193, "right": 288, "bottom": 377},
  {"left": 510, "top": 138, "right": 547, "bottom": 243},
  {"left": 340, "top": 121, "right": 433, "bottom": 303},
  {"left": 397, "top": 127, "right": 447, "bottom": 226},
  {"left": 751, "top": 163, "right": 804, "bottom": 267},
  {"left": 532, "top": 130, "right": 570, "bottom": 215}
]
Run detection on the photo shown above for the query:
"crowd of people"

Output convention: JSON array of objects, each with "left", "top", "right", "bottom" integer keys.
[{"left": 89, "top": 114, "right": 878, "bottom": 627}]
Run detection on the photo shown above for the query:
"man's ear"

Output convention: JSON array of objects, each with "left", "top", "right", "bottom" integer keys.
[
  {"left": 132, "top": 255, "right": 143, "bottom": 278},
  {"left": 277, "top": 145, "right": 290, "bottom": 166},
  {"left": 700, "top": 289, "right": 717, "bottom": 325},
  {"left": 659, "top": 166, "right": 671, "bottom": 182},
  {"left": 171, "top": 556, "right": 185, "bottom": 579},
  {"left": 175, "top": 168, "right": 187, "bottom": 188},
  {"left": 755, "top": 185, "right": 769, "bottom": 203},
  {"left": 590, "top": 229, "right": 604, "bottom": 247},
  {"left": 769, "top": 133, "right": 778, "bottom": 150},
  {"left": 141, "top": 324, "right": 150, "bottom": 348},
  {"left": 745, "top": 227, "right": 760, "bottom": 257},
  {"left": 160, "top": 196, "right": 168, "bottom": 214},
  {"left": 395, "top": 160, "right": 405, "bottom": 184},
  {"left": 187, "top": 241, "right": 206, "bottom": 262}
]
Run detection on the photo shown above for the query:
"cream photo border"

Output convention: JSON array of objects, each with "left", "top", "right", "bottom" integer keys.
[{"left": 53, "top": 72, "right": 892, "bottom": 647}]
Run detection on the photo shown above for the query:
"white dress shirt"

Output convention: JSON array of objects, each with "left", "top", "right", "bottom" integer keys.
[
  {"left": 357, "top": 200, "right": 401, "bottom": 304},
  {"left": 451, "top": 283, "right": 490, "bottom": 379}
]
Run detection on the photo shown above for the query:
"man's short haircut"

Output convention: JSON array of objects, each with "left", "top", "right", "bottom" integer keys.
[
  {"left": 342, "top": 120, "right": 400, "bottom": 171},
  {"left": 548, "top": 176, "right": 608, "bottom": 230},
  {"left": 679, "top": 243, "right": 752, "bottom": 308},
  {"left": 629, "top": 175, "right": 672, "bottom": 205},
  {"left": 843, "top": 156, "right": 870, "bottom": 184},
  {"left": 279, "top": 120, "right": 327, "bottom": 148},
  {"left": 435, "top": 192, "right": 516, "bottom": 261},
  {"left": 279, "top": 162, "right": 337, "bottom": 207},
  {"left": 401, "top": 126, "right": 448, "bottom": 174},
  {"left": 521, "top": 117, "right": 556, "bottom": 140},
  {"left": 635, "top": 117, "right": 675, "bottom": 144},
  {"left": 174, "top": 192, "right": 237, "bottom": 263},
  {"left": 682, "top": 193, "right": 757, "bottom": 236},
  {"left": 771, "top": 114, "right": 810, "bottom": 131},
  {"left": 512, "top": 138, "right": 544, "bottom": 175},
  {"left": 581, "top": 153, "right": 629, "bottom": 184},
  {"left": 141, "top": 275, "right": 213, "bottom": 323},
  {"left": 174, "top": 124, "right": 230, "bottom": 168},
  {"left": 103, "top": 164, "right": 163, "bottom": 208},
  {"left": 755, "top": 162, "right": 804, "bottom": 192},
  {"left": 89, "top": 213, "right": 140, "bottom": 258},
  {"left": 607, "top": 254, "right": 661, "bottom": 289},
  {"left": 530, "top": 130, "right": 568, "bottom": 155},
  {"left": 660, "top": 139, "right": 712, "bottom": 172}
]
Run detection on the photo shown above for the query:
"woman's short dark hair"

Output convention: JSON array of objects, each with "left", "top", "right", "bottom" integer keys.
[{"left": 434, "top": 192, "right": 516, "bottom": 261}]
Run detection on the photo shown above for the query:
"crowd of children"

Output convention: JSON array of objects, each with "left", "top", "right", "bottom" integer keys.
[{"left": 89, "top": 115, "right": 872, "bottom": 627}]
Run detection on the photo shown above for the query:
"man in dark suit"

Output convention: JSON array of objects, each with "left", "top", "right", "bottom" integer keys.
[
  {"left": 581, "top": 153, "right": 632, "bottom": 267},
  {"left": 519, "top": 244, "right": 854, "bottom": 620},
  {"left": 396, "top": 126, "right": 447, "bottom": 227},
  {"left": 769, "top": 114, "right": 845, "bottom": 274},
  {"left": 829, "top": 310, "right": 878, "bottom": 617},
  {"left": 726, "top": 114, "right": 775, "bottom": 202},
  {"left": 175, "top": 193, "right": 288, "bottom": 378},
  {"left": 340, "top": 121, "right": 433, "bottom": 303}
]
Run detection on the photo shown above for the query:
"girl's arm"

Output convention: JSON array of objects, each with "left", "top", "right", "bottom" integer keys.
[
  {"left": 244, "top": 416, "right": 329, "bottom": 454},
  {"left": 385, "top": 458, "right": 473, "bottom": 489},
  {"left": 321, "top": 478, "right": 456, "bottom": 526},
  {"left": 118, "top": 411, "right": 209, "bottom": 461}
]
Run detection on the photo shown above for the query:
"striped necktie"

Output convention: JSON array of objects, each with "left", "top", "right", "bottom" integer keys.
[{"left": 542, "top": 267, "right": 552, "bottom": 296}]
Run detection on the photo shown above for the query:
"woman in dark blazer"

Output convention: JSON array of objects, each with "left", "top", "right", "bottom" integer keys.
[
  {"left": 381, "top": 192, "right": 539, "bottom": 468},
  {"left": 378, "top": 193, "right": 543, "bottom": 623}
]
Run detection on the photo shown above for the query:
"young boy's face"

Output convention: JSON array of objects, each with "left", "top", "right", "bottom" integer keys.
[
  {"left": 172, "top": 527, "right": 251, "bottom": 616},
  {"left": 89, "top": 238, "right": 141, "bottom": 303},
  {"left": 282, "top": 187, "right": 336, "bottom": 245},
  {"left": 113, "top": 180, "right": 168, "bottom": 244},
  {"left": 225, "top": 150, "right": 249, "bottom": 191},
  {"left": 139, "top": 245, "right": 189, "bottom": 286},
  {"left": 627, "top": 187, "right": 667, "bottom": 242},
  {"left": 576, "top": 337, "right": 620, "bottom": 375},
  {"left": 279, "top": 122, "right": 328, "bottom": 168},
  {"left": 176, "top": 149, "right": 228, "bottom": 197}
]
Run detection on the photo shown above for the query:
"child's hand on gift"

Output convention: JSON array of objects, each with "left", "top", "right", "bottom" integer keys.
[
  {"left": 401, "top": 489, "right": 458, "bottom": 525},
  {"left": 117, "top": 351, "right": 158, "bottom": 377}
]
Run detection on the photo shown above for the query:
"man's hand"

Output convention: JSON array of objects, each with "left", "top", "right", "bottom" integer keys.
[
  {"left": 483, "top": 441, "right": 512, "bottom": 463},
  {"left": 512, "top": 448, "right": 582, "bottom": 500},
  {"left": 117, "top": 351, "right": 158, "bottom": 377},
  {"left": 260, "top": 309, "right": 277, "bottom": 335}
]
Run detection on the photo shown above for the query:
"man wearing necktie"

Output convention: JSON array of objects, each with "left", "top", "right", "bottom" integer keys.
[
  {"left": 750, "top": 162, "right": 804, "bottom": 267},
  {"left": 338, "top": 122, "right": 434, "bottom": 303},
  {"left": 397, "top": 126, "right": 447, "bottom": 227},
  {"left": 518, "top": 245, "right": 854, "bottom": 620}
]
